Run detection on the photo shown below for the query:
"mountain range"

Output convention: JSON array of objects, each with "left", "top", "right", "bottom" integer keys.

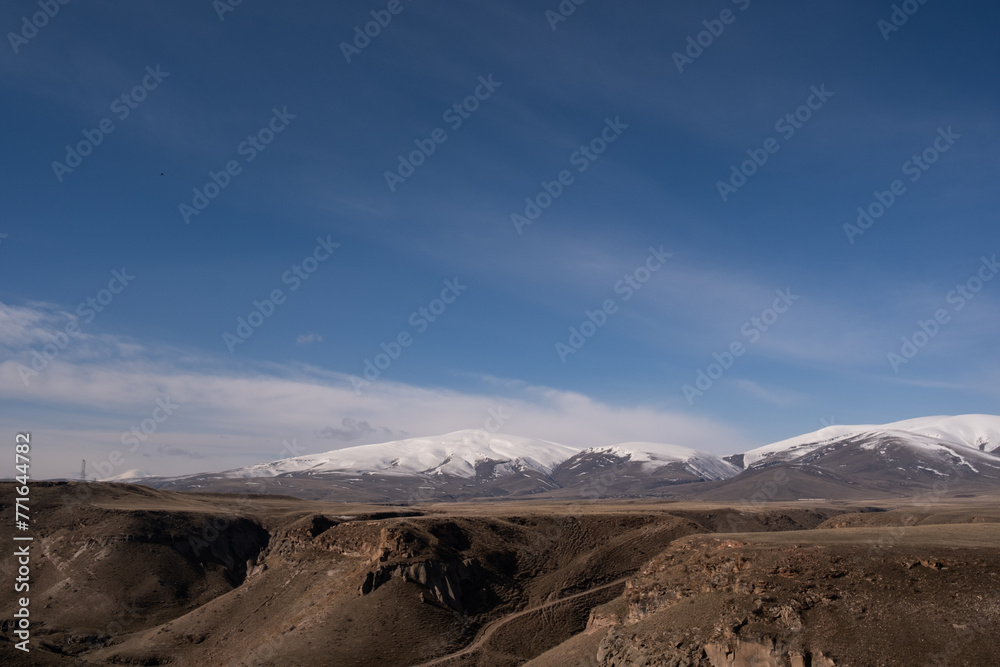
[{"left": 133, "top": 414, "right": 1000, "bottom": 502}]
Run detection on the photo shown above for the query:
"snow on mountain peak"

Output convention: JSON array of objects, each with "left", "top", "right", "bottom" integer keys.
[
  {"left": 741, "top": 415, "right": 1000, "bottom": 469},
  {"left": 225, "top": 432, "right": 745, "bottom": 483},
  {"left": 235, "top": 430, "right": 581, "bottom": 480},
  {"left": 588, "top": 442, "right": 740, "bottom": 481},
  {"left": 210, "top": 415, "right": 1000, "bottom": 486}
]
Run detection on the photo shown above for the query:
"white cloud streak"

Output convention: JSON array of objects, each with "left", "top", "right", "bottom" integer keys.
[{"left": 0, "top": 301, "right": 752, "bottom": 479}]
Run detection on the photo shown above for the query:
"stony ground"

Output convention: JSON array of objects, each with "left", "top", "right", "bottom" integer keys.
[{"left": 2, "top": 483, "right": 998, "bottom": 666}]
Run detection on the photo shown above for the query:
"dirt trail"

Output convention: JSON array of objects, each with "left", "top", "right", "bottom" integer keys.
[{"left": 413, "top": 578, "right": 627, "bottom": 666}]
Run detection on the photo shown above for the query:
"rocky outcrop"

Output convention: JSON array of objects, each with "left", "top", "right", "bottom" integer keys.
[
  {"left": 360, "top": 558, "right": 485, "bottom": 612},
  {"left": 592, "top": 536, "right": 844, "bottom": 666},
  {"left": 588, "top": 526, "right": 1000, "bottom": 667},
  {"left": 597, "top": 628, "right": 838, "bottom": 666},
  {"left": 704, "top": 640, "right": 835, "bottom": 667}
]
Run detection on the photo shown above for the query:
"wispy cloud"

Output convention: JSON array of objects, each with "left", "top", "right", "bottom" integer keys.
[{"left": 0, "top": 301, "right": 754, "bottom": 478}]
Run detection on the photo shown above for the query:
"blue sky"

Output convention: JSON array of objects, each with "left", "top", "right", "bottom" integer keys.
[{"left": 1, "top": 0, "right": 998, "bottom": 478}]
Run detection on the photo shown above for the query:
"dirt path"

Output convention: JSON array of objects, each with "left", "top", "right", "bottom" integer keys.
[{"left": 413, "top": 578, "right": 627, "bottom": 666}]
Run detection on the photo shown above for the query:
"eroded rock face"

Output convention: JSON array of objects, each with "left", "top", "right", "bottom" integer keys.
[
  {"left": 704, "top": 639, "right": 783, "bottom": 667},
  {"left": 704, "top": 640, "right": 835, "bottom": 667},
  {"left": 360, "top": 558, "right": 486, "bottom": 612},
  {"left": 344, "top": 519, "right": 497, "bottom": 614},
  {"left": 170, "top": 517, "right": 270, "bottom": 586}
]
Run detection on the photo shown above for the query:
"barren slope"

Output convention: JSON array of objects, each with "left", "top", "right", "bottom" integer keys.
[{"left": 5, "top": 483, "right": 997, "bottom": 666}]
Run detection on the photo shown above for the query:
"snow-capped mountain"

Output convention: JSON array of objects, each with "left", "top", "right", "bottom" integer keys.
[
  {"left": 545, "top": 442, "right": 741, "bottom": 498},
  {"left": 130, "top": 415, "right": 1000, "bottom": 502},
  {"left": 693, "top": 415, "right": 1000, "bottom": 501},
  {"left": 575, "top": 443, "right": 740, "bottom": 481},
  {"left": 231, "top": 430, "right": 579, "bottom": 480},
  {"left": 191, "top": 430, "right": 740, "bottom": 488},
  {"left": 137, "top": 431, "right": 740, "bottom": 501},
  {"left": 737, "top": 415, "right": 1000, "bottom": 470}
]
